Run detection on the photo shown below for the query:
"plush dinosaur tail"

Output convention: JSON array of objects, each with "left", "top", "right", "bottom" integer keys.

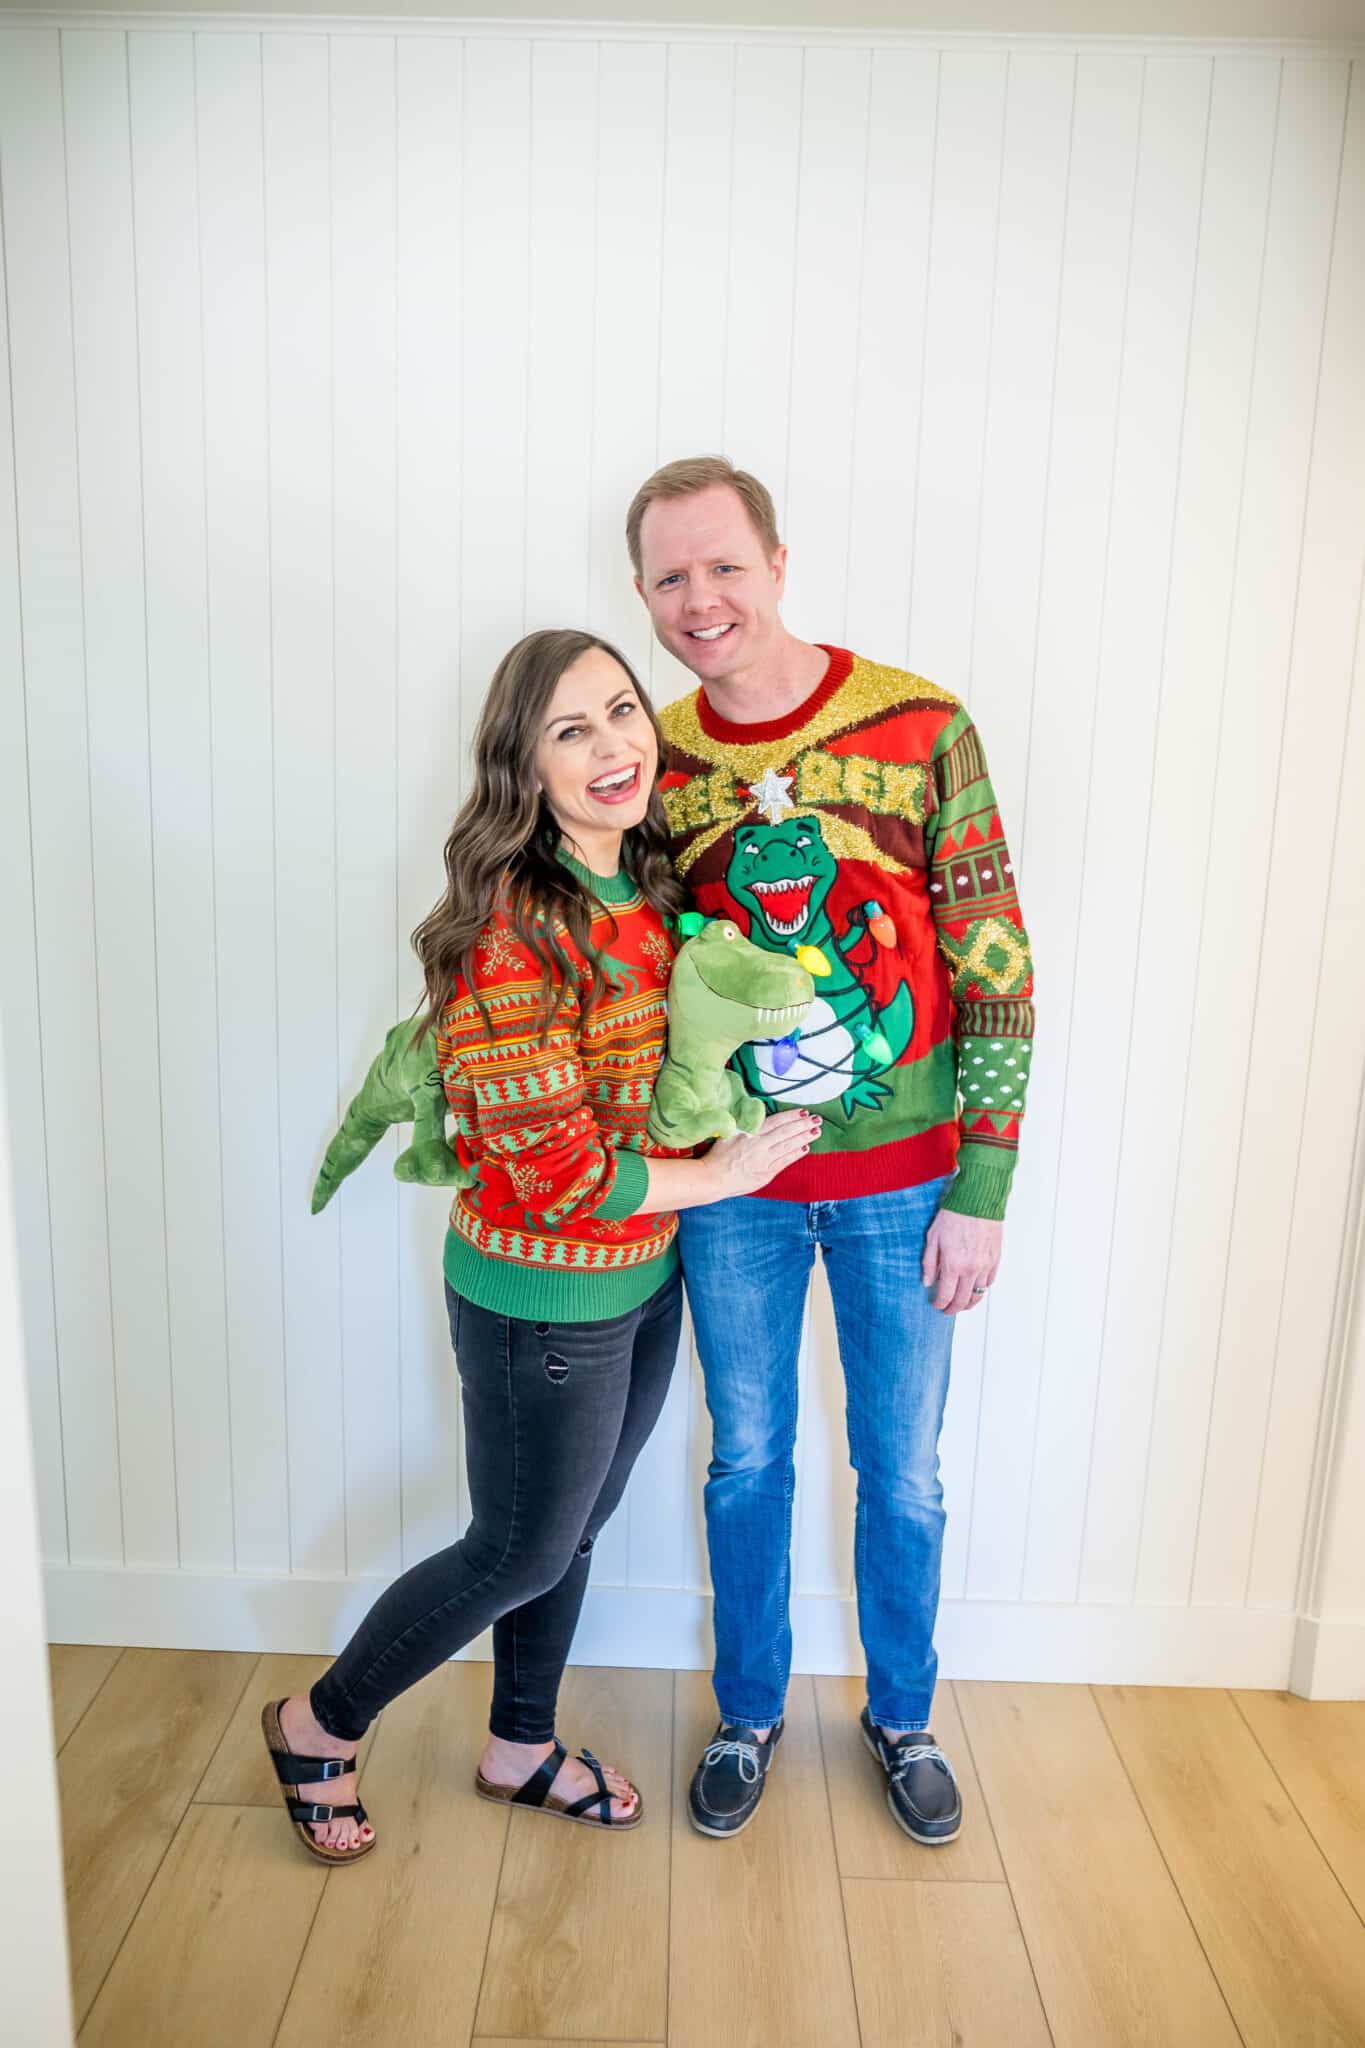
[
  {"left": 311, "top": 1020, "right": 471, "bottom": 1213},
  {"left": 311, "top": 1096, "right": 401, "bottom": 1213}
]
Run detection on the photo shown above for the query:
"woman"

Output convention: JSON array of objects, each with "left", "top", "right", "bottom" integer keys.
[{"left": 263, "top": 628, "right": 818, "bottom": 1862}]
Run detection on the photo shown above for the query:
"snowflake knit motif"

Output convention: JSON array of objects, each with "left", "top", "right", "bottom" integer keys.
[
  {"left": 640, "top": 928, "right": 677, "bottom": 980},
  {"left": 476, "top": 926, "right": 523, "bottom": 973}
]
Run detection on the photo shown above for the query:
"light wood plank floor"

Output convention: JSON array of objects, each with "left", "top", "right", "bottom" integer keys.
[{"left": 50, "top": 1648, "right": 1365, "bottom": 2046}]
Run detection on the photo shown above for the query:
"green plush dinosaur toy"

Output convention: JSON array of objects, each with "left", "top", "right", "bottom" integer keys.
[
  {"left": 312, "top": 920, "right": 814, "bottom": 1210},
  {"left": 310, "top": 1019, "right": 474, "bottom": 1214},
  {"left": 644, "top": 918, "right": 814, "bottom": 1147}
]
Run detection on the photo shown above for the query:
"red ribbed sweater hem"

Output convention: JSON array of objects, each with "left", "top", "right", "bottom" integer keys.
[{"left": 752, "top": 1122, "right": 959, "bottom": 1204}]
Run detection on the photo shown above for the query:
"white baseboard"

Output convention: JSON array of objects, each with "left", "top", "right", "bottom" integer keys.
[
  {"left": 1289, "top": 1613, "right": 1365, "bottom": 1699},
  {"left": 43, "top": 1564, "right": 1298, "bottom": 1690}
]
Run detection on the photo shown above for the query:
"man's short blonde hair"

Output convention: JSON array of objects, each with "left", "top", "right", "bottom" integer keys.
[{"left": 626, "top": 455, "right": 781, "bottom": 578}]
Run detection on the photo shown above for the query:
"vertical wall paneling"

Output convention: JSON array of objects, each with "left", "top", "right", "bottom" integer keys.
[
  {"left": 5, "top": 27, "right": 1364, "bottom": 1682},
  {"left": 460, "top": 38, "right": 531, "bottom": 713},
  {"left": 722, "top": 43, "right": 804, "bottom": 521},
  {"left": 586, "top": 40, "right": 666, "bottom": 676},
  {"left": 1205, "top": 62, "right": 1363, "bottom": 1607},
  {"left": 197, "top": 31, "right": 291, "bottom": 1572},
  {"left": 263, "top": 32, "right": 344, "bottom": 1577},
  {"left": 966, "top": 51, "right": 1144, "bottom": 1602},
  {"left": 3, "top": 29, "right": 123, "bottom": 1566},
  {"left": 654, "top": 37, "right": 736, "bottom": 468},
  {"left": 1137, "top": 57, "right": 1349, "bottom": 1606},
  {"left": 844, "top": 47, "right": 938, "bottom": 668},
  {"left": 905, "top": 50, "right": 1008, "bottom": 688},
  {"left": 65, "top": 30, "right": 178, "bottom": 1568},
  {"left": 782, "top": 47, "right": 872, "bottom": 644},
  {"left": 1078, "top": 56, "right": 1281, "bottom": 1606},
  {"left": 1255, "top": 560, "right": 1365, "bottom": 1612},
  {"left": 127, "top": 29, "right": 235, "bottom": 1571},
  {"left": 0, "top": 57, "right": 67, "bottom": 1563},
  {"left": 962, "top": 49, "right": 1074, "bottom": 844},
  {"left": 1253, "top": 879, "right": 1365, "bottom": 1601},
  {"left": 655, "top": 42, "right": 737, "bottom": 479},
  {"left": 1024, "top": 55, "right": 1212, "bottom": 1604},
  {"left": 936, "top": 47, "right": 1073, "bottom": 1601},
  {"left": 331, "top": 33, "right": 402, "bottom": 1580},
  {"left": 903, "top": 49, "right": 1010, "bottom": 1595},
  {"left": 395, "top": 36, "right": 466, "bottom": 1566},
  {"left": 524, "top": 40, "right": 598, "bottom": 632},
  {"left": 648, "top": 38, "right": 738, "bottom": 705}
]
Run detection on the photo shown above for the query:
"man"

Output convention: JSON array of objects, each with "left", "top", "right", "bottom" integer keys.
[{"left": 628, "top": 455, "right": 1035, "bottom": 1843}]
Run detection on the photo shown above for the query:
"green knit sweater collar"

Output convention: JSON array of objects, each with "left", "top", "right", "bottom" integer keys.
[{"left": 555, "top": 844, "right": 639, "bottom": 905}]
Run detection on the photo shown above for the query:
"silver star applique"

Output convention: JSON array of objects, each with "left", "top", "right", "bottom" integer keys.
[{"left": 750, "top": 767, "right": 796, "bottom": 826}]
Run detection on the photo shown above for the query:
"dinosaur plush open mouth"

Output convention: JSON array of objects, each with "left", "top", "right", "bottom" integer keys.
[
  {"left": 692, "top": 965, "right": 808, "bottom": 1029},
  {"left": 750, "top": 876, "right": 814, "bottom": 937}
]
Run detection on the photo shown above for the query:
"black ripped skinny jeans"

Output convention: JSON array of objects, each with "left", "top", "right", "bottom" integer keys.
[{"left": 309, "top": 1267, "right": 682, "bottom": 1744}]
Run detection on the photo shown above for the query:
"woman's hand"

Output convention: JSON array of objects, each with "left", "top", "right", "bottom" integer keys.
[{"left": 705, "top": 1111, "right": 822, "bottom": 1199}]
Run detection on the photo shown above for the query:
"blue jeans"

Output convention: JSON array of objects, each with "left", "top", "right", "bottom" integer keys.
[{"left": 678, "top": 1178, "right": 954, "bottom": 1734}]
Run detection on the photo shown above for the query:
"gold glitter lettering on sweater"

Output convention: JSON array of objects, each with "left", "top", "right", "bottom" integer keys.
[{"left": 665, "top": 750, "right": 929, "bottom": 854}]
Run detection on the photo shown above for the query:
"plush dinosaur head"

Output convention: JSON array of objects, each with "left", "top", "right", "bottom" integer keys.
[
  {"left": 643, "top": 917, "right": 816, "bottom": 1146},
  {"left": 669, "top": 917, "right": 814, "bottom": 1050}
]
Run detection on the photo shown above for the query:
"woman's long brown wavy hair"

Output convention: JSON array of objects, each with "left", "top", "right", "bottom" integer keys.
[{"left": 412, "top": 628, "right": 686, "bottom": 1039}]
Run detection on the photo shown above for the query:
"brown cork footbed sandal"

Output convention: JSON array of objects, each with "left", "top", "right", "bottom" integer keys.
[
  {"left": 475, "top": 1737, "right": 644, "bottom": 1830},
  {"left": 261, "top": 1699, "right": 376, "bottom": 1866}
]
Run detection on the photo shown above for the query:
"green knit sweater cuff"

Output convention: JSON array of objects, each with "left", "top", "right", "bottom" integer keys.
[
  {"left": 941, "top": 1146, "right": 1015, "bottom": 1223},
  {"left": 595, "top": 1147, "right": 650, "bottom": 1221}
]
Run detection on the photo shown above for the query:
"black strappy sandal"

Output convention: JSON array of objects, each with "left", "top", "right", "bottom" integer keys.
[
  {"left": 261, "top": 1698, "right": 377, "bottom": 1865},
  {"left": 474, "top": 1737, "right": 644, "bottom": 1830}
]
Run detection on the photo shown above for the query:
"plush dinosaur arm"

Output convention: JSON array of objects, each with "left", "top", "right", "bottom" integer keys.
[
  {"left": 724, "top": 1068, "right": 766, "bottom": 1135},
  {"left": 645, "top": 1059, "right": 764, "bottom": 1146},
  {"left": 311, "top": 1021, "right": 473, "bottom": 1213},
  {"left": 644, "top": 1062, "right": 705, "bottom": 1146},
  {"left": 393, "top": 1067, "right": 475, "bottom": 1189}
]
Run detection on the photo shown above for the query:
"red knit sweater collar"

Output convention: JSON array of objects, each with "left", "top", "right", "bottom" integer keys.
[{"left": 694, "top": 644, "right": 853, "bottom": 746}]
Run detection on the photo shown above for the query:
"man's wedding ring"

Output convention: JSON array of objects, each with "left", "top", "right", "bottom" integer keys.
[{"left": 971, "top": 1283, "right": 988, "bottom": 1294}]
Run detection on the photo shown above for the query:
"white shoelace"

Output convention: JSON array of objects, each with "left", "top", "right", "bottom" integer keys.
[
  {"left": 887, "top": 1740, "right": 955, "bottom": 1785},
  {"left": 704, "top": 1737, "right": 761, "bottom": 1784}
]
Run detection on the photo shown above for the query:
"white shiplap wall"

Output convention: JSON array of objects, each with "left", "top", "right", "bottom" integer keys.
[{"left": 3, "top": 20, "right": 1363, "bottom": 1685}]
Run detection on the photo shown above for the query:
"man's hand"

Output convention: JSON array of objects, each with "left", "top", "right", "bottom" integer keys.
[{"left": 922, "top": 1209, "right": 1002, "bottom": 1315}]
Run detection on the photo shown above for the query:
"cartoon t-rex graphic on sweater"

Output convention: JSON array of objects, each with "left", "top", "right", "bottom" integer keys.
[{"left": 726, "top": 815, "right": 913, "bottom": 1117}]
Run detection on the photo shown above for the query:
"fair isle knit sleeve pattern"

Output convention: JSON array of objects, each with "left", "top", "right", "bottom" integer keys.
[
  {"left": 439, "top": 921, "right": 648, "bottom": 1236},
  {"left": 925, "top": 709, "right": 1036, "bottom": 1222}
]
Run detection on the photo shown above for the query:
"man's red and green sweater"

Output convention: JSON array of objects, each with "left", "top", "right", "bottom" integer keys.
[
  {"left": 658, "top": 645, "right": 1035, "bottom": 1221},
  {"left": 436, "top": 855, "right": 680, "bottom": 1321}
]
